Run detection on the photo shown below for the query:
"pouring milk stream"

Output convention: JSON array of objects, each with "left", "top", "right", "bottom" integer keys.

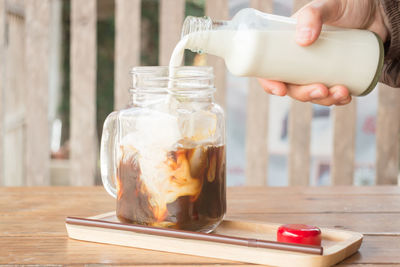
[{"left": 169, "top": 8, "right": 384, "bottom": 96}]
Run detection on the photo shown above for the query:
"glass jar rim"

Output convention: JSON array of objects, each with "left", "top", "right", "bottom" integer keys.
[
  {"left": 130, "top": 66, "right": 215, "bottom": 94},
  {"left": 131, "top": 65, "right": 213, "bottom": 73}
]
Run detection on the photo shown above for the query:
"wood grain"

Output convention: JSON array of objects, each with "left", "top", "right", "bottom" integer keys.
[
  {"left": 114, "top": 0, "right": 141, "bottom": 110},
  {"left": 205, "top": 0, "right": 228, "bottom": 110},
  {"left": 227, "top": 213, "right": 400, "bottom": 235},
  {"left": 245, "top": 0, "right": 273, "bottom": 186},
  {"left": 159, "top": 0, "right": 185, "bottom": 66},
  {"left": 376, "top": 83, "right": 400, "bottom": 185},
  {"left": 226, "top": 195, "right": 400, "bottom": 214},
  {"left": 0, "top": 0, "right": 5, "bottom": 185},
  {"left": 1, "top": 187, "right": 400, "bottom": 237},
  {"left": 3, "top": 211, "right": 399, "bottom": 238},
  {"left": 25, "top": 0, "right": 51, "bottom": 185},
  {"left": 0, "top": 236, "right": 225, "bottom": 265},
  {"left": 342, "top": 235, "right": 400, "bottom": 265},
  {"left": 288, "top": 101, "right": 312, "bottom": 185},
  {"left": 2, "top": 4, "right": 26, "bottom": 186},
  {"left": 70, "top": 0, "right": 97, "bottom": 185},
  {"left": 5, "top": 0, "right": 24, "bottom": 17},
  {"left": 1, "top": 186, "right": 400, "bottom": 266},
  {"left": 225, "top": 185, "right": 400, "bottom": 195},
  {"left": 246, "top": 79, "right": 269, "bottom": 186},
  {"left": 287, "top": 1, "right": 313, "bottom": 186},
  {"left": 331, "top": 101, "right": 357, "bottom": 185}
]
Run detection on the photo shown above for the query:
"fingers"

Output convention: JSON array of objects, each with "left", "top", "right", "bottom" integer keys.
[
  {"left": 258, "top": 79, "right": 287, "bottom": 96},
  {"left": 310, "top": 85, "right": 351, "bottom": 106},
  {"left": 295, "top": 7, "right": 323, "bottom": 46},
  {"left": 285, "top": 83, "right": 351, "bottom": 106},
  {"left": 286, "top": 83, "right": 329, "bottom": 102},
  {"left": 258, "top": 79, "right": 351, "bottom": 106},
  {"left": 295, "top": 0, "right": 343, "bottom": 46},
  {"left": 286, "top": 83, "right": 351, "bottom": 106}
]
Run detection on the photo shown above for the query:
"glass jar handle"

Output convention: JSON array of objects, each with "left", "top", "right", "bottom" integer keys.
[{"left": 100, "top": 111, "right": 119, "bottom": 198}]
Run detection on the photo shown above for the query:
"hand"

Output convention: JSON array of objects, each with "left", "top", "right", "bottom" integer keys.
[{"left": 259, "top": 0, "right": 390, "bottom": 106}]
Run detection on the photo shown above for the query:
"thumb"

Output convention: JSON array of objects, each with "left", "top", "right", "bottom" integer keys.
[{"left": 295, "top": 0, "right": 342, "bottom": 46}]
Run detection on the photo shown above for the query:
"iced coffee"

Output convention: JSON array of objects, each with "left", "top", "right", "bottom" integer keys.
[{"left": 116, "top": 143, "right": 226, "bottom": 232}]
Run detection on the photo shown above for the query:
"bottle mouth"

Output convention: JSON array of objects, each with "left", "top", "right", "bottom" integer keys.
[
  {"left": 181, "top": 16, "right": 213, "bottom": 38},
  {"left": 130, "top": 66, "right": 215, "bottom": 94},
  {"left": 181, "top": 16, "right": 227, "bottom": 38}
]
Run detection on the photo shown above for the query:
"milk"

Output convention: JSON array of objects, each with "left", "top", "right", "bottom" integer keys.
[{"left": 169, "top": 9, "right": 384, "bottom": 96}]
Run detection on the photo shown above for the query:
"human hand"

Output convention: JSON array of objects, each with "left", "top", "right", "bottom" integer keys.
[{"left": 259, "top": 0, "right": 389, "bottom": 106}]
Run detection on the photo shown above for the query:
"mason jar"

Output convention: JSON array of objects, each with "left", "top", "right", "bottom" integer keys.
[{"left": 100, "top": 66, "right": 226, "bottom": 233}]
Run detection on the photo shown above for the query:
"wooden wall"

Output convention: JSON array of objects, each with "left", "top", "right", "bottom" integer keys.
[
  {"left": 0, "top": 0, "right": 399, "bottom": 186},
  {"left": 2, "top": 0, "right": 26, "bottom": 186}
]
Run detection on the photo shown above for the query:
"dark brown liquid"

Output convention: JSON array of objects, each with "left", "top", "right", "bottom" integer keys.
[{"left": 116, "top": 145, "right": 226, "bottom": 231}]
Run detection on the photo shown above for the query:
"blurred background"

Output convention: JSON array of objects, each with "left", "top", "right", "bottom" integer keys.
[{"left": 0, "top": 0, "right": 394, "bottom": 187}]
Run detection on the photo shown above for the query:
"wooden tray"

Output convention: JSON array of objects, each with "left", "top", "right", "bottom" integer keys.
[{"left": 65, "top": 212, "right": 362, "bottom": 267}]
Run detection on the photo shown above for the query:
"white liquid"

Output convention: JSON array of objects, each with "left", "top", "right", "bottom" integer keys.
[{"left": 169, "top": 29, "right": 382, "bottom": 95}]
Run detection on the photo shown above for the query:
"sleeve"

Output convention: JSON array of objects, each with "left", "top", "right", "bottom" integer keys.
[{"left": 379, "top": 0, "right": 400, "bottom": 88}]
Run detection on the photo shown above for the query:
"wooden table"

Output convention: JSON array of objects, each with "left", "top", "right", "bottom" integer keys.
[{"left": 1, "top": 186, "right": 400, "bottom": 266}]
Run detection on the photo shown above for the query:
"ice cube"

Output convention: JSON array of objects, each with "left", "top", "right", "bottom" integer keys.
[
  {"left": 120, "top": 110, "right": 181, "bottom": 152},
  {"left": 188, "top": 146, "right": 208, "bottom": 178},
  {"left": 178, "top": 110, "right": 217, "bottom": 143}
]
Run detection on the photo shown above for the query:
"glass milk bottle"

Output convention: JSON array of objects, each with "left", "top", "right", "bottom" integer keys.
[
  {"left": 100, "top": 66, "right": 226, "bottom": 233},
  {"left": 172, "top": 8, "right": 384, "bottom": 96}
]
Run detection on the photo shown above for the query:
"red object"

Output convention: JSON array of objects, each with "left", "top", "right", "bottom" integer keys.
[{"left": 277, "top": 224, "right": 322, "bottom": 246}]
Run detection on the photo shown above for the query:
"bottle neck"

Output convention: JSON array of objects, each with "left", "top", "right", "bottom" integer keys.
[{"left": 181, "top": 16, "right": 229, "bottom": 56}]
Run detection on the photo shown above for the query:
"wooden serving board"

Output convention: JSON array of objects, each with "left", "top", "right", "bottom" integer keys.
[{"left": 65, "top": 212, "right": 362, "bottom": 267}]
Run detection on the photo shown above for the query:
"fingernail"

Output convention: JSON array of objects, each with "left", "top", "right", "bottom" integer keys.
[
  {"left": 339, "top": 99, "right": 350, "bottom": 105},
  {"left": 296, "top": 27, "right": 313, "bottom": 42},
  {"left": 272, "top": 89, "right": 281, "bottom": 95},
  {"left": 333, "top": 92, "right": 344, "bottom": 100},
  {"left": 310, "top": 89, "right": 323, "bottom": 99}
]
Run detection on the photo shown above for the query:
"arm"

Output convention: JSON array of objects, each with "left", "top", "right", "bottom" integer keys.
[{"left": 380, "top": 0, "right": 400, "bottom": 88}]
